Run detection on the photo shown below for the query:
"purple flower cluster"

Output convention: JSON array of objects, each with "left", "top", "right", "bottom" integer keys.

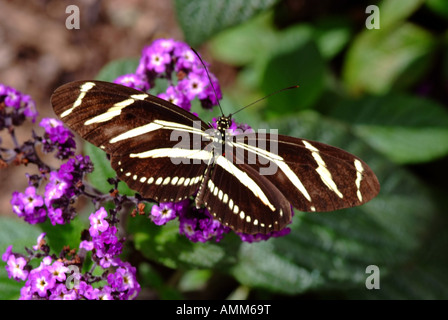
[
  {"left": 3, "top": 208, "right": 140, "bottom": 300},
  {"left": 0, "top": 83, "right": 38, "bottom": 129},
  {"left": 150, "top": 200, "right": 230, "bottom": 243},
  {"left": 40, "top": 118, "right": 76, "bottom": 159},
  {"left": 179, "top": 207, "right": 230, "bottom": 243},
  {"left": 114, "top": 38, "right": 222, "bottom": 112},
  {"left": 11, "top": 154, "right": 93, "bottom": 225}
]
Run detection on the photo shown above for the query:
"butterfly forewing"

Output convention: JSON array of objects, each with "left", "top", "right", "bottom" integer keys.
[
  {"left": 51, "top": 80, "right": 209, "bottom": 155},
  {"left": 51, "top": 80, "right": 211, "bottom": 203}
]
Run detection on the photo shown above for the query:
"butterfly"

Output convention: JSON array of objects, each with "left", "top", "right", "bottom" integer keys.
[{"left": 51, "top": 80, "right": 380, "bottom": 235}]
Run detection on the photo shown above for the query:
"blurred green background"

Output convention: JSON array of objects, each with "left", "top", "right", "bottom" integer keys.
[{"left": 1, "top": 0, "right": 448, "bottom": 299}]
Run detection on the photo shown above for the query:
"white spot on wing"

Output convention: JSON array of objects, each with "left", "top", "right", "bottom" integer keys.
[
  {"left": 109, "top": 123, "right": 163, "bottom": 144},
  {"left": 84, "top": 98, "right": 134, "bottom": 125},
  {"left": 354, "top": 159, "right": 364, "bottom": 202},
  {"left": 61, "top": 82, "right": 95, "bottom": 118},
  {"left": 216, "top": 155, "right": 275, "bottom": 212},
  {"left": 303, "top": 140, "right": 343, "bottom": 199},
  {"left": 129, "top": 148, "right": 212, "bottom": 161},
  {"left": 232, "top": 141, "right": 312, "bottom": 202}
]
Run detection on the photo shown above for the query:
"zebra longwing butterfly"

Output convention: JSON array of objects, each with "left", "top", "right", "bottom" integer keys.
[{"left": 51, "top": 80, "right": 380, "bottom": 235}]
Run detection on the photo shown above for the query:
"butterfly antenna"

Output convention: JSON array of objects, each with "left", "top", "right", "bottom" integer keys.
[
  {"left": 231, "top": 85, "right": 300, "bottom": 116},
  {"left": 190, "top": 47, "right": 224, "bottom": 116}
]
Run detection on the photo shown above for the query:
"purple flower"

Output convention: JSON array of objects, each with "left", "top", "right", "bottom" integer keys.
[
  {"left": 0, "top": 83, "right": 38, "bottom": 126},
  {"left": 97, "top": 286, "right": 114, "bottom": 300},
  {"left": 150, "top": 202, "right": 177, "bottom": 225},
  {"left": 49, "top": 284, "right": 78, "bottom": 300},
  {"left": 0, "top": 83, "right": 6, "bottom": 96},
  {"left": 11, "top": 187, "right": 47, "bottom": 224},
  {"left": 79, "top": 240, "right": 94, "bottom": 251},
  {"left": 2, "top": 245, "right": 13, "bottom": 262},
  {"left": 4, "top": 87, "right": 21, "bottom": 109},
  {"left": 178, "top": 71, "right": 209, "bottom": 102},
  {"left": 10, "top": 191, "right": 24, "bottom": 217},
  {"left": 114, "top": 74, "right": 150, "bottom": 91},
  {"left": 48, "top": 207, "right": 64, "bottom": 225},
  {"left": 89, "top": 207, "right": 109, "bottom": 237},
  {"left": 58, "top": 160, "right": 75, "bottom": 181},
  {"left": 21, "top": 186, "right": 44, "bottom": 215},
  {"left": 179, "top": 216, "right": 198, "bottom": 240},
  {"left": 178, "top": 207, "right": 230, "bottom": 243},
  {"left": 173, "top": 43, "right": 198, "bottom": 71},
  {"left": 30, "top": 268, "right": 56, "bottom": 297},
  {"left": 47, "top": 261, "right": 69, "bottom": 282},
  {"left": 152, "top": 38, "right": 176, "bottom": 53},
  {"left": 39, "top": 117, "right": 76, "bottom": 159},
  {"left": 44, "top": 171, "right": 69, "bottom": 207},
  {"left": 21, "top": 95, "right": 38, "bottom": 123},
  {"left": 32, "top": 233, "right": 46, "bottom": 251},
  {"left": 158, "top": 86, "right": 191, "bottom": 111},
  {"left": 39, "top": 118, "right": 63, "bottom": 135},
  {"left": 107, "top": 262, "right": 140, "bottom": 299},
  {"left": 145, "top": 47, "right": 171, "bottom": 74},
  {"left": 6, "top": 255, "right": 29, "bottom": 281},
  {"left": 101, "top": 225, "right": 119, "bottom": 245},
  {"left": 19, "top": 283, "right": 32, "bottom": 300}
]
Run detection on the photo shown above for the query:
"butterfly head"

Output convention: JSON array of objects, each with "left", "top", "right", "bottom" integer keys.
[{"left": 216, "top": 115, "right": 232, "bottom": 135}]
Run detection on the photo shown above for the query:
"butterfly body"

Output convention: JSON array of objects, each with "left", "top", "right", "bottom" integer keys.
[{"left": 51, "top": 80, "right": 380, "bottom": 235}]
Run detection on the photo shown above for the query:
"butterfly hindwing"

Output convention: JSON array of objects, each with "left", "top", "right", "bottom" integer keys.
[
  {"left": 199, "top": 154, "right": 292, "bottom": 234},
  {"left": 230, "top": 133, "right": 380, "bottom": 213}
]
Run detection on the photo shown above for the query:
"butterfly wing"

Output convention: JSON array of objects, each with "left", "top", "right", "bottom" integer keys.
[
  {"left": 230, "top": 133, "right": 380, "bottom": 213},
  {"left": 51, "top": 80, "right": 211, "bottom": 201},
  {"left": 199, "top": 153, "right": 292, "bottom": 234}
]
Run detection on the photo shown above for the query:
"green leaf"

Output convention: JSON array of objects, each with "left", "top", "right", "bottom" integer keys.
[
  {"left": 209, "top": 11, "right": 278, "bottom": 66},
  {"left": 129, "top": 214, "right": 241, "bottom": 269},
  {"left": 210, "top": 13, "right": 351, "bottom": 66},
  {"left": 313, "top": 17, "right": 353, "bottom": 60},
  {"left": 329, "top": 94, "right": 448, "bottom": 163},
  {"left": 345, "top": 200, "right": 448, "bottom": 299},
  {"left": 95, "top": 58, "right": 140, "bottom": 82},
  {"left": 40, "top": 217, "right": 86, "bottom": 254},
  {"left": 0, "top": 217, "right": 42, "bottom": 299},
  {"left": 84, "top": 142, "right": 134, "bottom": 196},
  {"left": 173, "top": 0, "right": 279, "bottom": 46},
  {"left": 378, "top": 0, "right": 426, "bottom": 29},
  {"left": 343, "top": 22, "right": 436, "bottom": 95},
  {"left": 260, "top": 39, "right": 326, "bottom": 114},
  {"left": 426, "top": 0, "right": 448, "bottom": 19}
]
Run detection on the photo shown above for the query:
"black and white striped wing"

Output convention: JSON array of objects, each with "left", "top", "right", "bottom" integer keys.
[
  {"left": 199, "top": 154, "right": 293, "bottom": 234},
  {"left": 200, "top": 133, "right": 380, "bottom": 233},
  {"left": 51, "top": 80, "right": 210, "bottom": 202},
  {"left": 229, "top": 133, "right": 380, "bottom": 213}
]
